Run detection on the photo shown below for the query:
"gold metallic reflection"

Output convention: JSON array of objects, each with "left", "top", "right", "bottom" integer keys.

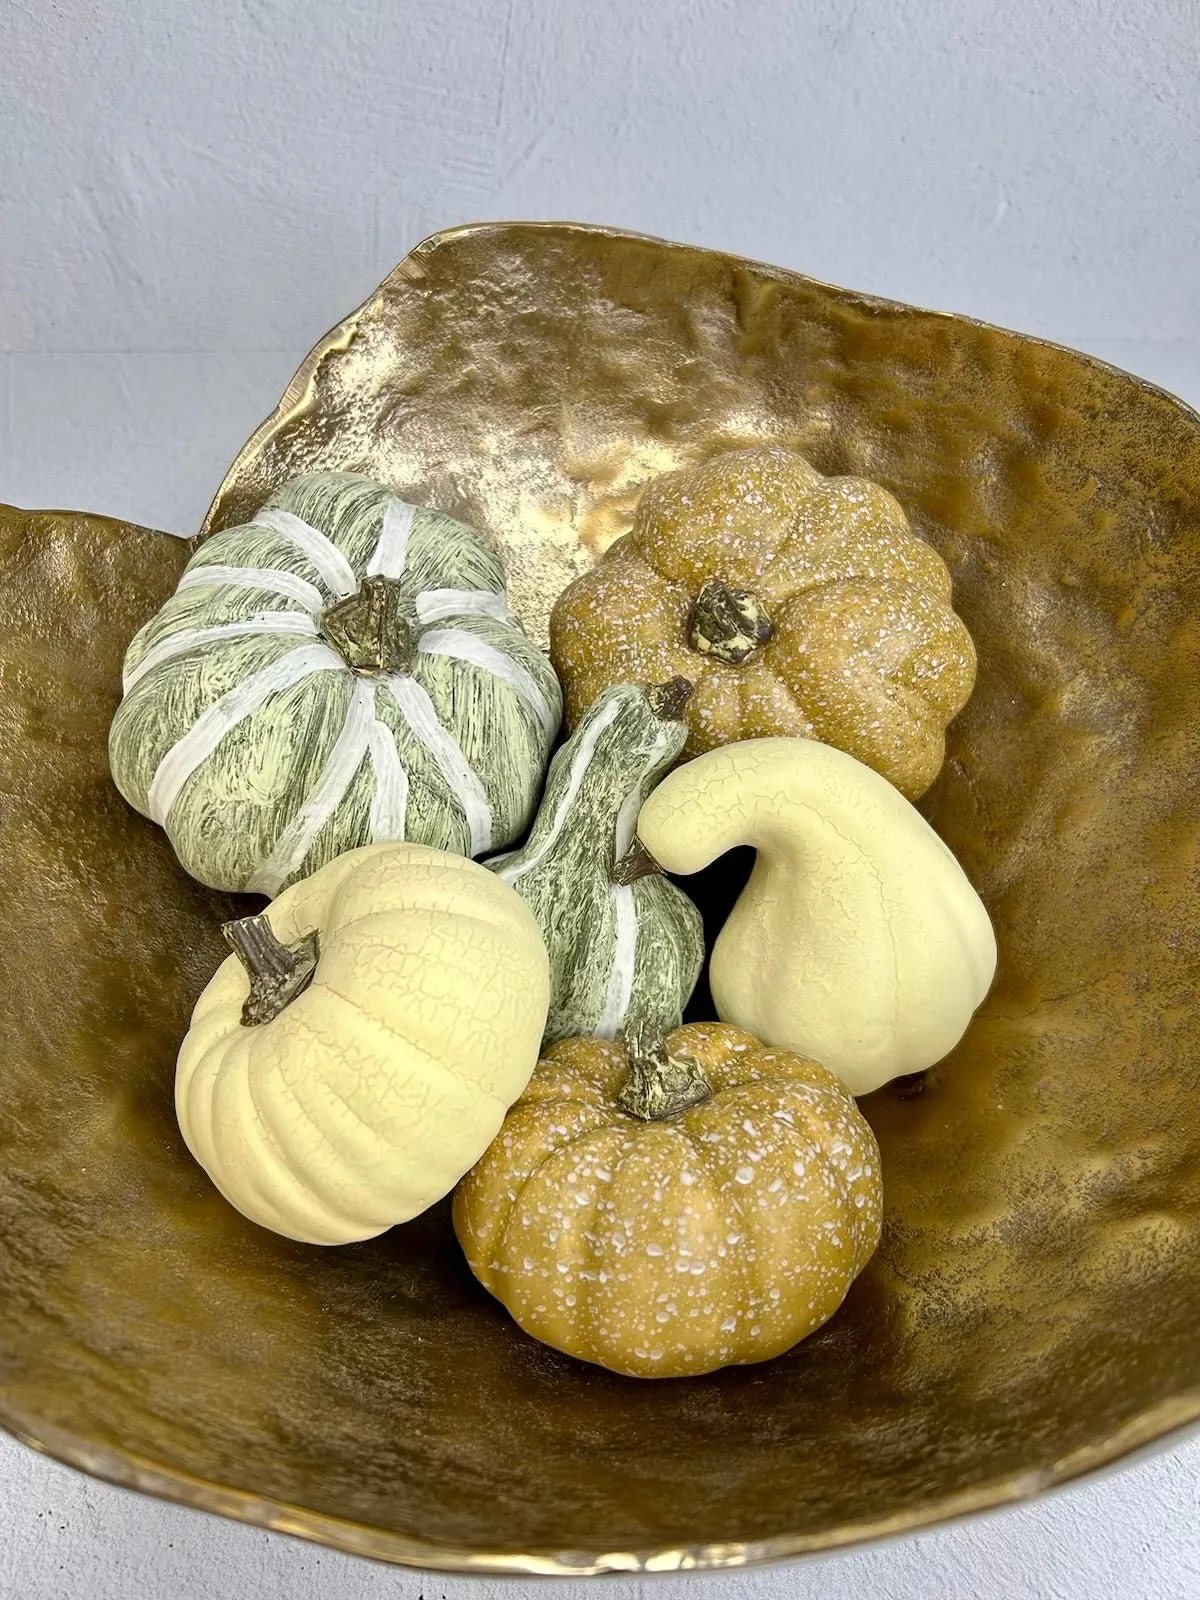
[{"left": 1, "top": 222, "right": 1199, "bottom": 1573}]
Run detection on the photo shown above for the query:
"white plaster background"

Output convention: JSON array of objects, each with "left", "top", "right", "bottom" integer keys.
[{"left": 2, "top": 1, "right": 1199, "bottom": 1594}]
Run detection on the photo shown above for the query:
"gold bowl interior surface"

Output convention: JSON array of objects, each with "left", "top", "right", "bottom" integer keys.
[{"left": 2, "top": 222, "right": 1199, "bottom": 1574}]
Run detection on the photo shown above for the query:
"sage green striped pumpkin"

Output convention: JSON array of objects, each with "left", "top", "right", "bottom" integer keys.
[
  {"left": 488, "top": 680, "right": 704, "bottom": 1045},
  {"left": 109, "top": 472, "right": 562, "bottom": 894}
]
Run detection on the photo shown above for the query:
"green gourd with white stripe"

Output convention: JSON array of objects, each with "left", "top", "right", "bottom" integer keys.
[
  {"left": 109, "top": 472, "right": 562, "bottom": 894},
  {"left": 488, "top": 679, "right": 704, "bottom": 1045}
]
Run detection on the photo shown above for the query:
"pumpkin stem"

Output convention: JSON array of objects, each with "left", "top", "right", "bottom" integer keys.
[
  {"left": 688, "top": 579, "right": 774, "bottom": 666},
  {"left": 617, "top": 1020, "right": 712, "bottom": 1121},
  {"left": 222, "top": 913, "right": 321, "bottom": 1027},
  {"left": 321, "top": 576, "right": 413, "bottom": 675},
  {"left": 611, "top": 837, "right": 664, "bottom": 885},
  {"left": 645, "top": 675, "right": 694, "bottom": 721}
]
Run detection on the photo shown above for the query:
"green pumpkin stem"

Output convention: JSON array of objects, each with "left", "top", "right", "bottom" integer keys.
[
  {"left": 617, "top": 1020, "right": 712, "bottom": 1121},
  {"left": 687, "top": 579, "right": 774, "bottom": 666},
  {"left": 321, "top": 576, "right": 413, "bottom": 675},
  {"left": 222, "top": 913, "right": 320, "bottom": 1027}
]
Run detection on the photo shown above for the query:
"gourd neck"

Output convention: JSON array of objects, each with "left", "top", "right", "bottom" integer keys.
[
  {"left": 522, "top": 679, "right": 692, "bottom": 884},
  {"left": 223, "top": 913, "right": 320, "bottom": 1027},
  {"left": 688, "top": 578, "right": 774, "bottom": 666},
  {"left": 321, "top": 576, "right": 413, "bottom": 675},
  {"left": 607, "top": 677, "right": 692, "bottom": 884},
  {"left": 616, "top": 1021, "right": 711, "bottom": 1120}
]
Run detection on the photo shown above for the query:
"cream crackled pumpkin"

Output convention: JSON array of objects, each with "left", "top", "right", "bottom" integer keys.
[
  {"left": 110, "top": 471, "right": 561, "bottom": 893},
  {"left": 550, "top": 446, "right": 975, "bottom": 798},
  {"left": 455, "top": 1022, "right": 882, "bottom": 1378},
  {"left": 176, "top": 844, "right": 551, "bottom": 1245}
]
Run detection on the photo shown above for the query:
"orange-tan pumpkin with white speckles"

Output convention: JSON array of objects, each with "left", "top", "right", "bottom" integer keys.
[
  {"left": 550, "top": 446, "right": 976, "bottom": 798},
  {"left": 453, "top": 1022, "right": 882, "bottom": 1379}
]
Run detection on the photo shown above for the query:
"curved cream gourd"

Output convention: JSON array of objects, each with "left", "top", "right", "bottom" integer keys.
[
  {"left": 176, "top": 843, "right": 550, "bottom": 1244},
  {"left": 637, "top": 738, "right": 996, "bottom": 1095}
]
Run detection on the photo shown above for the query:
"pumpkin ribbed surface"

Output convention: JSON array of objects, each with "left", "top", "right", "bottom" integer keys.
[
  {"left": 110, "top": 472, "right": 561, "bottom": 893},
  {"left": 177, "top": 844, "right": 551, "bottom": 1245},
  {"left": 550, "top": 446, "right": 975, "bottom": 798},
  {"left": 454, "top": 1023, "right": 882, "bottom": 1378}
]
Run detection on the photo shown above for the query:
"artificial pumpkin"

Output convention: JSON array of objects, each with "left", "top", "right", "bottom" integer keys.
[
  {"left": 550, "top": 446, "right": 975, "bottom": 798},
  {"left": 110, "top": 471, "right": 562, "bottom": 894},
  {"left": 637, "top": 737, "right": 997, "bottom": 1096},
  {"left": 454, "top": 1022, "right": 883, "bottom": 1378},
  {"left": 176, "top": 843, "right": 550, "bottom": 1244},
  {"left": 488, "top": 677, "right": 704, "bottom": 1044}
]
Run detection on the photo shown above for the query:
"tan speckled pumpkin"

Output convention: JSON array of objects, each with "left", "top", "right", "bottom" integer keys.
[
  {"left": 453, "top": 1022, "right": 882, "bottom": 1379},
  {"left": 550, "top": 447, "right": 976, "bottom": 797}
]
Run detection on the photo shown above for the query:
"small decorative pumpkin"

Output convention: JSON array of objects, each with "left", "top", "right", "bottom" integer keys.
[
  {"left": 550, "top": 446, "right": 975, "bottom": 798},
  {"left": 176, "top": 843, "right": 550, "bottom": 1244},
  {"left": 454, "top": 1022, "right": 882, "bottom": 1378},
  {"left": 110, "top": 471, "right": 562, "bottom": 893},
  {"left": 488, "top": 678, "right": 704, "bottom": 1045},
  {"left": 637, "top": 737, "right": 997, "bottom": 1095}
]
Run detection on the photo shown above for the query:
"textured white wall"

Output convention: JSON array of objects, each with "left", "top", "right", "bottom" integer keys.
[
  {"left": 4, "top": 0, "right": 1199, "bottom": 358},
  {"left": 3, "top": 1, "right": 1200, "bottom": 1595}
]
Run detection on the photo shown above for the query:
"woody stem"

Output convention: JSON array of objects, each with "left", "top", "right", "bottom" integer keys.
[
  {"left": 616, "top": 1020, "right": 712, "bottom": 1121},
  {"left": 320, "top": 576, "right": 413, "bottom": 676},
  {"left": 688, "top": 578, "right": 775, "bottom": 666},
  {"left": 222, "top": 913, "right": 321, "bottom": 1027}
]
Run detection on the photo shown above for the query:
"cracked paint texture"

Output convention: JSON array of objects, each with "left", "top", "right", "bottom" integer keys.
[
  {"left": 637, "top": 737, "right": 997, "bottom": 1095},
  {"left": 176, "top": 843, "right": 551, "bottom": 1244}
]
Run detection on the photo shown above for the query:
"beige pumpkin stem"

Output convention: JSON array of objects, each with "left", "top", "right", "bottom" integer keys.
[
  {"left": 320, "top": 576, "right": 413, "bottom": 675},
  {"left": 222, "top": 913, "right": 321, "bottom": 1028},
  {"left": 617, "top": 1020, "right": 712, "bottom": 1120},
  {"left": 688, "top": 578, "right": 774, "bottom": 666}
]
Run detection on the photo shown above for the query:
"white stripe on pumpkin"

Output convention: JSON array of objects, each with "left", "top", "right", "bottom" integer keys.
[
  {"left": 595, "top": 884, "right": 639, "bottom": 1038},
  {"left": 382, "top": 674, "right": 492, "bottom": 856},
  {"left": 611, "top": 725, "right": 677, "bottom": 862},
  {"left": 147, "top": 642, "right": 346, "bottom": 827},
  {"left": 417, "top": 627, "right": 558, "bottom": 741},
  {"left": 245, "top": 677, "right": 377, "bottom": 897},
  {"left": 123, "top": 612, "right": 319, "bottom": 693},
  {"left": 366, "top": 716, "right": 410, "bottom": 842},
  {"left": 493, "top": 696, "right": 623, "bottom": 887},
  {"left": 176, "top": 564, "right": 324, "bottom": 613},
  {"left": 365, "top": 498, "right": 416, "bottom": 580},
  {"left": 415, "top": 588, "right": 512, "bottom": 626},
  {"left": 590, "top": 723, "right": 676, "bottom": 1037},
  {"left": 251, "top": 508, "right": 359, "bottom": 599}
]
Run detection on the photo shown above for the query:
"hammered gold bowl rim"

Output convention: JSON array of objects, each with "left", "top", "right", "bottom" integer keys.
[
  {"left": 5, "top": 1395, "right": 1196, "bottom": 1574},
  {"left": 200, "top": 220, "right": 1200, "bottom": 541}
]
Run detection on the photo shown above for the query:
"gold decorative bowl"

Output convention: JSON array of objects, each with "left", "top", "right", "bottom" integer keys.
[{"left": 2, "top": 223, "right": 1199, "bottom": 1575}]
